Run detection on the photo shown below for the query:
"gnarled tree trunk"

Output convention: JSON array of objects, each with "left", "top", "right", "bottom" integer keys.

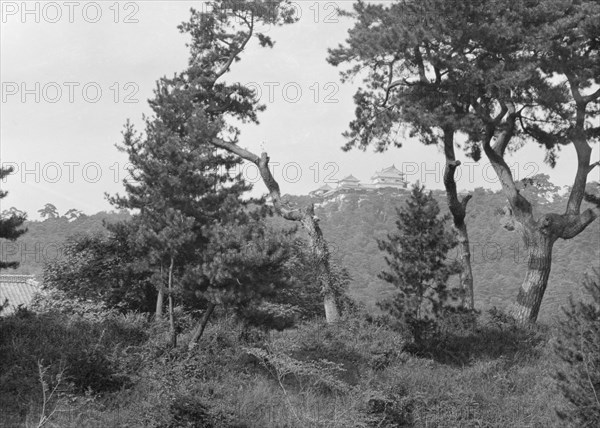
[
  {"left": 442, "top": 127, "right": 474, "bottom": 309},
  {"left": 210, "top": 139, "right": 342, "bottom": 323},
  {"left": 505, "top": 209, "right": 598, "bottom": 322},
  {"left": 301, "top": 205, "right": 341, "bottom": 323},
  {"left": 478, "top": 100, "right": 599, "bottom": 324},
  {"left": 508, "top": 224, "right": 555, "bottom": 322},
  {"left": 455, "top": 222, "right": 474, "bottom": 309}
]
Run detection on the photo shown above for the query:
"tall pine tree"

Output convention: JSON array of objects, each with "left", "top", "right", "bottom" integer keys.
[
  {"left": 109, "top": 69, "right": 253, "bottom": 346},
  {"left": 328, "top": 0, "right": 477, "bottom": 308},
  {"left": 176, "top": 1, "right": 346, "bottom": 322}
]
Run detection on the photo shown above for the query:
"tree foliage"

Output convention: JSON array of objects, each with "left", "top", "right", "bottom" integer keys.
[
  {"left": 0, "top": 166, "right": 27, "bottom": 270},
  {"left": 378, "top": 184, "right": 461, "bottom": 340},
  {"left": 42, "top": 220, "right": 157, "bottom": 313},
  {"left": 38, "top": 203, "right": 59, "bottom": 220},
  {"left": 188, "top": 218, "right": 325, "bottom": 330},
  {"left": 331, "top": 0, "right": 600, "bottom": 323},
  {"left": 554, "top": 269, "right": 600, "bottom": 427}
]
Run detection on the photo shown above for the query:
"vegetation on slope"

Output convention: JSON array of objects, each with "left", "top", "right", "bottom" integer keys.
[{"left": 0, "top": 300, "right": 575, "bottom": 428}]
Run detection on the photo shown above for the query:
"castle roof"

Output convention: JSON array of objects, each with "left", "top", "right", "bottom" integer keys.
[
  {"left": 339, "top": 174, "right": 360, "bottom": 183},
  {"left": 309, "top": 184, "right": 333, "bottom": 195},
  {"left": 371, "top": 165, "right": 405, "bottom": 179}
]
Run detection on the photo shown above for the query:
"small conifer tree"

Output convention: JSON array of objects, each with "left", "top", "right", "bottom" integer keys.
[
  {"left": 554, "top": 269, "right": 600, "bottom": 426},
  {"left": 378, "top": 183, "right": 461, "bottom": 341}
]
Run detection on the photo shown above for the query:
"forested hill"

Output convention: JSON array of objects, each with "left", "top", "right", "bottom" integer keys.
[
  {"left": 284, "top": 182, "right": 600, "bottom": 321},
  {"left": 2, "top": 210, "right": 132, "bottom": 276},
  {"left": 4, "top": 184, "right": 599, "bottom": 321}
]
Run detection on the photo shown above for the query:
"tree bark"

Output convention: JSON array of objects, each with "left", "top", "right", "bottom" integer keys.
[
  {"left": 168, "top": 256, "right": 177, "bottom": 348},
  {"left": 188, "top": 302, "right": 216, "bottom": 350},
  {"left": 508, "top": 227, "right": 554, "bottom": 322},
  {"left": 210, "top": 139, "right": 342, "bottom": 323},
  {"left": 301, "top": 204, "right": 341, "bottom": 323},
  {"left": 155, "top": 263, "right": 164, "bottom": 320},
  {"left": 442, "top": 127, "right": 474, "bottom": 309},
  {"left": 455, "top": 222, "right": 474, "bottom": 309},
  {"left": 155, "top": 288, "right": 164, "bottom": 319}
]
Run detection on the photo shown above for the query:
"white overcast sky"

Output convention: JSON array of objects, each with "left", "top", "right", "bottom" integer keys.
[{"left": 1, "top": 1, "right": 598, "bottom": 219}]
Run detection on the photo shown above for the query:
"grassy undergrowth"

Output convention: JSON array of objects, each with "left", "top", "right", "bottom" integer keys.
[{"left": 0, "top": 306, "right": 582, "bottom": 427}]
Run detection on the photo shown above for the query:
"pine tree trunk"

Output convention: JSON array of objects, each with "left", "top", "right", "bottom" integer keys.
[
  {"left": 155, "top": 288, "right": 164, "bottom": 319},
  {"left": 508, "top": 229, "right": 554, "bottom": 323},
  {"left": 188, "top": 302, "right": 216, "bottom": 350},
  {"left": 442, "top": 135, "right": 474, "bottom": 310},
  {"left": 477, "top": 91, "right": 599, "bottom": 325},
  {"left": 456, "top": 222, "right": 474, "bottom": 309},
  {"left": 301, "top": 209, "right": 341, "bottom": 323},
  {"left": 207, "top": 142, "right": 345, "bottom": 323},
  {"left": 168, "top": 256, "right": 176, "bottom": 348},
  {"left": 323, "top": 294, "right": 340, "bottom": 323},
  {"left": 155, "top": 263, "right": 164, "bottom": 320}
]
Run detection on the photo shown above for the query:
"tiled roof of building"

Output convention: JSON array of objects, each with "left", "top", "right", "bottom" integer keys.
[
  {"left": 372, "top": 165, "right": 405, "bottom": 179},
  {"left": 310, "top": 184, "right": 333, "bottom": 193},
  {"left": 0, "top": 274, "right": 39, "bottom": 315},
  {"left": 339, "top": 175, "right": 360, "bottom": 183}
]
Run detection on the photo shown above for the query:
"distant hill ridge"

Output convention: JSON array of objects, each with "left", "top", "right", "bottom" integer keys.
[{"left": 2, "top": 186, "right": 598, "bottom": 321}]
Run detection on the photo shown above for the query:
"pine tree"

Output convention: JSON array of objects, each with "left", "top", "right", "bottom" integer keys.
[
  {"left": 554, "top": 269, "right": 600, "bottom": 427},
  {"left": 38, "top": 203, "right": 59, "bottom": 220},
  {"left": 175, "top": 1, "right": 344, "bottom": 322},
  {"left": 185, "top": 213, "right": 303, "bottom": 347},
  {"left": 108, "top": 3, "right": 291, "bottom": 344},
  {"left": 378, "top": 183, "right": 461, "bottom": 342},
  {"left": 328, "top": 0, "right": 476, "bottom": 308},
  {"left": 0, "top": 166, "right": 27, "bottom": 270},
  {"left": 329, "top": 0, "right": 600, "bottom": 324},
  {"left": 107, "top": 68, "right": 256, "bottom": 349}
]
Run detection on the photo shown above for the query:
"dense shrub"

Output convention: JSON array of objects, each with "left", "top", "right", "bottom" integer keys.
[
  {"left": 42, "top": 225, "right": 157, "bottom": 313},
  {"left": 402, "top": 307, "right": 548, "bottom": 366},
  {"left": 0, "top": 307, "right": 149, "bottom": 424}
]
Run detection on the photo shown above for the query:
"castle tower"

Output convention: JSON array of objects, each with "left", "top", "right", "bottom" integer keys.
[{"left": 371, "top": 165, "right": 407, "bottom": 189}]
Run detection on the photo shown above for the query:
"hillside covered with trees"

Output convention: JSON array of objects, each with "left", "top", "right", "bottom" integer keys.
[
  {"left": 3, "top": 177, "right": 600, "bottom": 319},
  {"left": 9, "top": 180, "right": 599, "bottom": 322},
  {"left": 305, "top": 181, "right": 600, "bottom": 320}
]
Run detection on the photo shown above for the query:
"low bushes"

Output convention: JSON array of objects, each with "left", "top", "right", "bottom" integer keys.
[{"left": 0, "top": 300, "right": 583, "bottom": 427}]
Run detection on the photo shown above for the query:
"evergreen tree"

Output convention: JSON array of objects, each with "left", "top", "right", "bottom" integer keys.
[
  {"left": 176, "top": 1, "right": 345, "bottom": 322},
  {"left": 108, "top": 67, "right": 253, "bottom": 333},
  {"left": 554, "top": 269, "right": 600, "bottom": 427},
  {"left": 38, "top": 203, "right": 59, "bottom": 220},
  {"left": 332, "top": 0, "right": 600, "bottom": 323},
  {"left": 185, "top": 214, "right": 307, "bottom": 347},
  {"left": 0, "top": 166, "right": 27, "bottom": 270},
  {"left": 328, "top": 0, "right": 476, "bottom": 308},
  {"left": 378, "top": 183, "right": 461, "bottom": 341},
  {"left": 109, "top": 1, "right": 297, "bottom": 343}
]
